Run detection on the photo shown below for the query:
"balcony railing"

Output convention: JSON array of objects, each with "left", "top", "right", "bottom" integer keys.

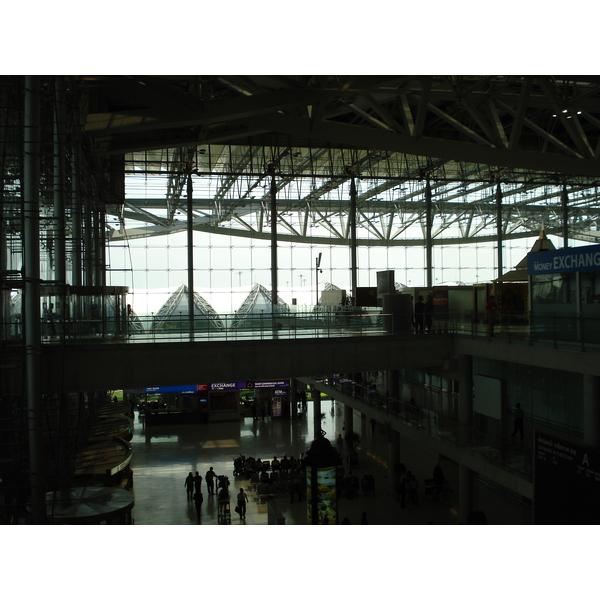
[
  {"left": 2, "top": 307, "right": 599, "bottom": 352},
  {"left": 323, "top": 378, "right": 534, "bottom": 482}
]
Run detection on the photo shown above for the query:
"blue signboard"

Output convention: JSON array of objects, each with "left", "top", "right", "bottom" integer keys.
[
  {"left": 145, "top": 384, "right": 198, "bottom": 394},
  {"left": 528, "top": 244, "right": 600, "bottom": 275}
]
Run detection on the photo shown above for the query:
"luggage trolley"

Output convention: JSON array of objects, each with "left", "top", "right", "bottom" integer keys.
[{"left": 218, "top": 497, "right": 231, "bottom": 524}]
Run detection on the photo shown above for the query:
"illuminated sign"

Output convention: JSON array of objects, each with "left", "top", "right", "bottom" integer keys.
[
  {"left": 210, "top": 382, "right": 237, "bottom": 391},
  {"left": 144, "top": 385, "right": 197, "bottom": 394}
]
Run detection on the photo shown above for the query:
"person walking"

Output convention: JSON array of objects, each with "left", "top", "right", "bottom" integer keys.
[
  {"left": 193, "top": 471, "right": 203, "bottom": 496},
  {"left": 236, "top": 487, "right": 248, "bottom": 518},
  {"left": 511, "top": 403, "right": 525, "bottom": 443},
  {"left": 205, "top": 467, "right": 217, "bottom": 495},
  {"left": 193, "top": 490, "right": 203, "bottom": 522},
  {"left": 185, "top": 472, "right": 194, "bottom": 500}
]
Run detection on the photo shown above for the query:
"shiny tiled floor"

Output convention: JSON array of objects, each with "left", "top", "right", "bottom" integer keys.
[{"left": 129, "top": 400, "right": 531, "bottom": 525}]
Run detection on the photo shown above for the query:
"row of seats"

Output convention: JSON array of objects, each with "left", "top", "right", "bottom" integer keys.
[{"left": 254, "top": 480, "right": 304, "bottom": 498}]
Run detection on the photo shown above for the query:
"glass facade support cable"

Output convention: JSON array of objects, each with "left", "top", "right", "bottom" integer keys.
[{"left": 24, "top": 75, "right": 46, "bottom": 524}]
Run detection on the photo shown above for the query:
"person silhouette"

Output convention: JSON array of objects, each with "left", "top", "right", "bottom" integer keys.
[{"left": 185, "top": 472, "right": 194, "bottom": 500}]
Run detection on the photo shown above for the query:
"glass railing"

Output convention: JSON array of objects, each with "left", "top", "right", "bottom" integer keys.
[
  {"left": 2, "top": 308, "right": 599, "bottom": 352},
  {"left": 0, "top": 307, "right": 389, "bottom": 345},
  {"left": 322, "top": 378, "right": 534, "bottom": 481}
]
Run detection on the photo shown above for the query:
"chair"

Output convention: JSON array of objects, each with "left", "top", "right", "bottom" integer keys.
[
  {"left": 262, "top": 460, "right": 270, "bottom": 471},
  {"left": 257, "top": 484, "right": 268, "bottom": 496}
]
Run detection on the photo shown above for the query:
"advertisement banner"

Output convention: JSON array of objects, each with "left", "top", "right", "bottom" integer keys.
[{"left": 307, "top": 466, "right": 338, "bottom": 525}]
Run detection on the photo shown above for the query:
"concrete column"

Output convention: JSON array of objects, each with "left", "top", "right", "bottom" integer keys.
[
  {"left": 458, "top": 354, "right": 473, "bottom": 443},
  {"left": 290, "top": 378, "right": 298, "bottom": 419},
  {"left": 458, "top": 464, "right": 474, "bottom": 524},
  {"left": 387, "top": 369, "right": 400, "bottom": 400},
  {"left": 458, "top": 354, "right": 474, "bottom": 524},
  {"left": 312, "top": 386, "right": 321, "bottom": 438},
  {"left": 584, "top": 374, "right": 600, "bottom": 451},
  {"left": 388, "top": 428, "right": 401, "bottom": 492},
  {"left": 344, "top": 403, "right": 353, "bottom": 438}
]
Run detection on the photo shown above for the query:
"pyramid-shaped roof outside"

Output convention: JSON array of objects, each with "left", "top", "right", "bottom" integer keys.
[
  {"left": 496, "top": 230, "right": 557, "bottom": 282},
  {"left": 231, "top": 283, "right": 289, "bottom": 328},
  {"left": 152, "top": 284, "right": 224, "bottom": 330}
]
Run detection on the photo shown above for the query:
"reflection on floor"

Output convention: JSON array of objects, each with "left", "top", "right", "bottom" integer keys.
[{"left": 130, "top": 400, "right": 531, "bottom": 525}]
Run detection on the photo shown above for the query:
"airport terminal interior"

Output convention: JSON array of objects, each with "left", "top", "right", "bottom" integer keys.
[{"left": 3, "top": 75, "right": 600, "bottom": 534}]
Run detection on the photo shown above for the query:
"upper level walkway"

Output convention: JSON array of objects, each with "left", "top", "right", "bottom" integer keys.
[{"left": 3, "top": 309, "right": 600, "bottom": 394}]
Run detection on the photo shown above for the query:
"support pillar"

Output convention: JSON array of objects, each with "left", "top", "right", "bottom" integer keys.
[
  {"left": 458, "top": 354, "right": 473, "bottom": 443},
  {"left": 458, "top": 354, "right": 474, "bottom": 524},
  {"left": 425, "top": 179, "right": 433, "bottom": 289},
  {"left": 458, "top": 465, "right": 474, "bottom": 524},
  {"left": 312, "top": 386, "right": 321, "bottom": 438},
  {"left": 388, "top": 428, "right": 401, "bottom": 493},
  {"left": 496, "top": 183, "right": 503, "bottom": 280},
  {"left": 562, "top": 184, "right": 569, "bottom": 249},
  {"left": 360, "top": 412, "right": 367, "bottom": 444},
  {"left": 387, "top": 369, "right": 400, "bottom": 400},
  {"left": 290, "top": 378, "right": 298, "bottom": 419},
  {"left": 24, "top": 75, "right": 46, "bottom": 524},
  {"left": 270, "top": 167, "right": 278, "bottom": 324},
  {"left": 187, "top": 172, "right": 194, "bottom": 341},
  {"left": 584, "top": 374, "right": 600, "bottom": 451},
  {"left": 344, "top": 404, "right": 353, "bottom": 439},
  {"left": 349, "top": 177, "right": 357, "bottom": 304}
]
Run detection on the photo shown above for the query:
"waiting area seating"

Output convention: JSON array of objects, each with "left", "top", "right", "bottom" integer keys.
[{"left": 233, "top": 454, "right": 306, "bottom": 502}]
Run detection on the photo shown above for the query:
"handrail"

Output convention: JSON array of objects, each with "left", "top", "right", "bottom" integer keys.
[
  {"left": 321, "top": 377, "right": 534, "bottom": 481},
  {"left": 2, "top": 308, "right": 600, "bottom": 353}
]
